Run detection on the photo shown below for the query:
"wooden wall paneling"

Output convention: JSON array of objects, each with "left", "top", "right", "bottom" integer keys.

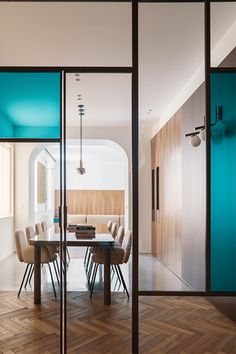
[
  {"left": 55, "top": 189, "right": 125, "bottom": 216},
  {"left": 151, "top": 111, "right": 182, "bottom": 276}
]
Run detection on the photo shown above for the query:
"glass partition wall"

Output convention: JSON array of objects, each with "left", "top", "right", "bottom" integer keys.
[
  {"left": 136, "top": 1, "right": 235, "bottom": 353},
  {"left": 0, "top": 2, "right": 235, "bottom": 354},
  {"left": 138, "top": 2, "right": 206, "bottom": 293},
  {"left": 64, "top": 72, "right": 132, "bottom": 352}
]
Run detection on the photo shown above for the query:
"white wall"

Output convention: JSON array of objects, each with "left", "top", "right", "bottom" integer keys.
[
  {"left": 139, "top": 126, "right": 152, "bottom": 254},
  {"left": 55, "top": 147, "right": 127, "bottom": 191},
  {"left": 0, "top": 217, "right": 14, "bottom": 261},
  {"left": 14, "top": 143, "right": 37, "bottom": 231}
]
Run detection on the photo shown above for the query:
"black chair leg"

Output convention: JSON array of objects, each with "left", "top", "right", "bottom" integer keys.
[
  {"left": 55, "top": 258, "right": 60, "bottom": 278},
  {"left": 88, "top": 262, "right": 95, "bottom": 287},
  {"left": 48, "top": 263, "right": 57, "bottom": 299},
  {"left": 24, "top": 264, "right": 33, "bottom": 288},
  {"left": 87, "top": 256, "right": 94, "bottom": 279},
  {"left": 117, "top": 265, "right": 129, "bottom": 298},
  {"left": 85, "top": 252, "right": 91, "bottom": 274},
  {"left": 66, "top": 247, "right": 70, "bottom": 264},
  {"left": 29, "top": 266, "right": 34, "bottom": 284},
  {"left": 84, "top": 247, "right": 89, "bottom": 266},
  {"left": 18, "top": 264, "right": 30, "bottom": 298},
  {"left": 90, "top": 263, "right": 98, "bottom": 299},
  {"left": 53, "top": 261, "right": 60, "bottom": 285},
  {"left": 114, "top": 265, "right": 122, "bottom": 284}
]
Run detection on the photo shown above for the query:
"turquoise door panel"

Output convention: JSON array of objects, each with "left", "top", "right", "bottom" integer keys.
[
  {"left": 0, "top": 72, "right": 60, "bottom": 139},
  {"left": 211, "top": 72, "right": 236, "bottom": 292}
]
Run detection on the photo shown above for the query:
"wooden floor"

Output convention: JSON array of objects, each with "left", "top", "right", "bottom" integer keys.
[{"left": 0, "top": 292, "right": 235, "bottom": 354}]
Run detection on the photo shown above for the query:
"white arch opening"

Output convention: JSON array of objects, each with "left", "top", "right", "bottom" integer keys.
[{"left": 29, "top": 139, "right": 129, "bottom": 230}]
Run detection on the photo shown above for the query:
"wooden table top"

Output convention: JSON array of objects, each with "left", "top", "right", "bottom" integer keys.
[{"left": 29, "top": 230, "right": 115, "bottom": 247}]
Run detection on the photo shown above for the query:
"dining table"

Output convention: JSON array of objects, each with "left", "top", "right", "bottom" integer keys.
[{"left": 29, "top": 230, "right": 115, "bottom": 305}]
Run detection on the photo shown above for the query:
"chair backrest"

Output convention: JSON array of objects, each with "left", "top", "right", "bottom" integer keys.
[
  {"left": 107, "top": 221, "right": 112, "bottom": 233},
  {"left": 122, "top": 231, "right": 132, "bottom": 264},
  {"left": 35, "top": 223, "right": 43, "bottom": 235},
  {"left": 115, "top": 226, "right": 125, "bottom": 246},
  {"left": 110, "top": 222, "right": 117, "bottom": 239},
  {"left": 41, "top": 221, "right": 48, "bottom": 232},
  {"left": 25, "top": 226, "right": 36, "bottom": 245},
  {"left": 15, "top": 230, "right": 27, "bottom": 262}
]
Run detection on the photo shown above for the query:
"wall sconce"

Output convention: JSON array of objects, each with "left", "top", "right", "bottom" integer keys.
[{"left": 185, "top": 106, "right": 223, "bottom": 147}]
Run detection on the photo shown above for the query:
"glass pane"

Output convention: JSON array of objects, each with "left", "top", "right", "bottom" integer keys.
[
  {"left": 211, "top": 2, "right": 236, "bottom": 68},
  {"left": 0, "top": 72, "right": 60, "bottom": 139},
  {"left": 0, "top": 2, "right": 131, "bottom": 67},
  {"left": 0, "top": 142, "right": 61, "bottom": 353},
  {"left": 139, "top": 2, "right": 205, "bottom": 292},
  {"left": 211, "top": 72, "right": 236, "bottom": 292},
  {"left": 64, "top": 73, "right": 132, "bottom": 351}
]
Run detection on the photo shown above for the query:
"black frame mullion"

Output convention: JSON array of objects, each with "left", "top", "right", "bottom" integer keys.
[
  {"left": 59, "top": 71, "right": 64, "bottom": 354},
  {"left": 132, "top": 1, "right": 139, "bottom": 354},
  {"left": 205, "top": 0, "right": 211, "bottom": 293}
]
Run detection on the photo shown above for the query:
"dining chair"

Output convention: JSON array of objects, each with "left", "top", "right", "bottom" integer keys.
[
  {"left": 25, "top": 225, "right": 60, "bottom": 286},
  {"left": 35, "top": 223, "right": 43, "bottom": 235},
  {"left": 41, "top": 221, "right": 48, "bottom": 232},
  {"left": 87, "top": 225, "right": 124, "bottom": 285},
  {"left": 107, "top": 221, "right": 113, "bottom": 233},
  {"left": 26, "top": 225, "right": 36, "bottom": 245},
  {"left": 15, "top": 230, "right": 58, "bottom": 298},
  {"left": 110, "top": 222, "right": 117, "bottom": 239},
  {"left": 90, "top": 230, "right": 132, "bottom": 299},
  {"left": 114, "top": 226, "right": 125, "bottom": 247}
]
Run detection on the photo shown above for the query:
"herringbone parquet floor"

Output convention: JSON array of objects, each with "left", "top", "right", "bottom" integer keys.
[{"left": 0, "top": 291, "right": 235, "bottom": 354}]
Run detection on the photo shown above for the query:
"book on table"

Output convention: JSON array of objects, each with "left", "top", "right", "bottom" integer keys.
[{"left": 75, "top": 224, "right": 96, "bottom": 239}]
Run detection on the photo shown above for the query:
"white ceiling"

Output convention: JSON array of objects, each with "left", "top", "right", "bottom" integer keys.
[
  {"left": 0, "top": 2, "right": 235, "bottom": 129},
  {"left": 66, "top": 73, "right": 131, "bottom": 128}
]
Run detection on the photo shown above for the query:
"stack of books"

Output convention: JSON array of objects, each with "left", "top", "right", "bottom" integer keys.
[
  {"left": 67, "top": 224, "right": 77, "bottom": 232},
  {"left": 75, "top": 225, "right": 96, "bottom": 239}
]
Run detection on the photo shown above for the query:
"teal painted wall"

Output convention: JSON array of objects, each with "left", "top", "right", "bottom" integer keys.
[
  {"left": 13, "top": 126, "right": 60, "bottom": 139},
  {"left": 0, "top": 72, "right": 60, "bottom": 139},
  {"left": 211, "top": 72, "right": 236, "bottom": 291},
  {"left": 0, "top": 111, "right": 13, "bottom": 137}
]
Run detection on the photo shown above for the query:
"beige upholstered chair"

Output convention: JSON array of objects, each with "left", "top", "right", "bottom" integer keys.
[
  {"left": 41, "top": 221, "right": 48, "bottom": 232},
  {"left": 90, "top": 230, "right": 132, "bottom": 298},
  {"left": 110, "top": 222, "right": 117, "bottom": 239},
  {"left": 26, "top": 225, "right": 60, "bottom": 283},
  {"left": 85, "top": 221, "right": 120, "bottom": 281},
  {"left": 107, "top": 221, "right": 112, "bottom": 233},
  {"left": 35, "top": 223, "right": 43, "bottom": 235},
  {"left": 25, "top": 225, "right": 36, "bottom": 245},
  {"left": 15, "top": 230, "right": 58, "bottom": 298},
  {"left": 115, "top": 226, "right": 125, "bottom": 247},
  {"left": 85, "top": 220, "right": 114, "bottom": 277}
]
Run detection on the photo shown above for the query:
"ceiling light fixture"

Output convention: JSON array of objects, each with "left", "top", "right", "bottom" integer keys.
[{"left": 77, "top": 104, "right": 86, "bottom": 175}]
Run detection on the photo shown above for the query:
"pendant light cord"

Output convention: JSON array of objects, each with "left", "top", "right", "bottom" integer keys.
[{"left": 80, "top": 113, "right": 83, "bottom": 162}]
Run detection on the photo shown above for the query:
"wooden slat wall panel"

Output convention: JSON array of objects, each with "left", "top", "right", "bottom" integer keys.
[
  {"left": 55, "top": 190, "right": 124, "bottom": 216},
  {"left": 151, "top": 111, "right": 182, "bottom": 276}
]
